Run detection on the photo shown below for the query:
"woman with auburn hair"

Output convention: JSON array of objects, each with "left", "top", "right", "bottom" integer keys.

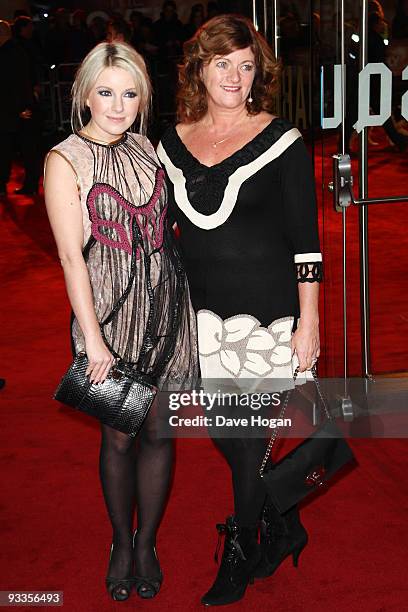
[
  {"left": 44, "top": 42, "right": 198, "bottom": 601},
  {"left": 157, "top": 14, "right": 323, "bottom": 605}
]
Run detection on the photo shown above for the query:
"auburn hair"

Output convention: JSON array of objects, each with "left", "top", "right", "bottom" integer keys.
[{"left": 177, "top": 14, "right": 281, "bottom": 123}]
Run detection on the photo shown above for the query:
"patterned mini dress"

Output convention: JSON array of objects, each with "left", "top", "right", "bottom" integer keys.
[{"left": 49, "top": 131, "right": 199, "bottom": 390}]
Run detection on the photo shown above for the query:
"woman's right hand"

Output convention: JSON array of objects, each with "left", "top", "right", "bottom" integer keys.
[{"left": 84, "top": 334, "right": 115, "bottom": 384}]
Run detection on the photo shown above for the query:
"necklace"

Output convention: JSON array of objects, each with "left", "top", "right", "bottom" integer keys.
[
  {"left": 209, "top": 116, "right": 250, "bottom": 148},
  {"left": 212, "top": 134, "right": 233, "bottom": 148},
  {"left": 79, "top": 128, "right": 124, "bottom": 145}
]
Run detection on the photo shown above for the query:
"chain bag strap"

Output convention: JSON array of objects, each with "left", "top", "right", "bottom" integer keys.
[
  {"left": 259, "top": 365, "right": 354, "bottom": 513},
  {"left": 260, "top": 365, "right": 331, "bottom": 476}
]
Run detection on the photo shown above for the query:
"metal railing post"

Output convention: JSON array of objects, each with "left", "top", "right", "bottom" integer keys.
[
  {"left": 359, "top": 0, "right": 371, "bottom": 378},
  {"left": 340, "top": 0, "right": 348, "bottom": 384},
  {"left": 252, "top": 0, "right": 258, "bottom": 30}
]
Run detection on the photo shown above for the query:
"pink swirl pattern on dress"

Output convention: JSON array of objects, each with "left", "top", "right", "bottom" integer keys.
[{"left": 86, "top": 168, "right": 166, "bottom": 257}]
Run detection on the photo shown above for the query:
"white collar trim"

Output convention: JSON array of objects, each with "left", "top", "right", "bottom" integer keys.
[{"left": 157, "top": 127, "right": 302, "bottom": 230}]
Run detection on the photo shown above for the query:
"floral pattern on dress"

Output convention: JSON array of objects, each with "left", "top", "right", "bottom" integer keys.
[
  {"left": 197, "top": 309, "right": 300, "bottom": 378},
  {"left": 196, "top": 309, "right": 314, "bottom": 390}
]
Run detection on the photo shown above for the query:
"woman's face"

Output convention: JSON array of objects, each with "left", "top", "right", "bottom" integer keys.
[
  {"left": 201, "top": 47, "right": 256, "bottom": 111},
  {"left": 106, "top": 24, "right": 124, "bottom": 43},
  {"left": 85, "top": 66, "right": 139, "bottom": 141}
]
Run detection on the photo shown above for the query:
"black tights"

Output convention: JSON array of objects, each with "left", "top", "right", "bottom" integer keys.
[
  {"left": 99, "top": 401, "right": 173, "bottom": 579},
  {"left": 211, "top": 436, "right": 268, "bottom": 528}
]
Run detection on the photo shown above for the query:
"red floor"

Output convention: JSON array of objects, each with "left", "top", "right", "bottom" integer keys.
[{"left": 1, "top": 147, "right": 407, "bottom": 611}]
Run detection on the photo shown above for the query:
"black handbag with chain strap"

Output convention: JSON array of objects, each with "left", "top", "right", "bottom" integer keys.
[{"left": 259, "top": 366, "right": 355, "bottom": 513}]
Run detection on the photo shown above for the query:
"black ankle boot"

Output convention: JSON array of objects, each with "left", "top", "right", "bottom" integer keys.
[
  {"left": 201, "top": 516, "right": 261, "bottom": 606},
  {"left": 253, "top": 500, "right": 308, "bottom": 579}
]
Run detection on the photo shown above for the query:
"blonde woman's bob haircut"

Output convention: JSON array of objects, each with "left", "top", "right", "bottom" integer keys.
[{"left": 71, "top": 42, "right": 151, "bottom": 135}]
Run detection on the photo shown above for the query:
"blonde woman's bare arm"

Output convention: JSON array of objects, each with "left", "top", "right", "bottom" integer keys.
[{"left": 44, "top": 151, "right": 114, "bottom": 383}]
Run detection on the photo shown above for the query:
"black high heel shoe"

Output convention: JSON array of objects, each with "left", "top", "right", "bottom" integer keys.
[
  {"left": 105, "top": 541, "right": 135, "bottom": 601},
  {"left": 133, "top": 530, "right": 163, "bottom": 599},
  {"left": 201, "top": 516, "right": 261, "bottom": 606},
  {"left": 253, "top": 501, "right": 308, "bottom": 579}
]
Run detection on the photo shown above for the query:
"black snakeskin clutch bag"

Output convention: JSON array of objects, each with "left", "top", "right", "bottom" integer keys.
[{"left": 54, "top": 353, "right": 157, "bottom": 437}]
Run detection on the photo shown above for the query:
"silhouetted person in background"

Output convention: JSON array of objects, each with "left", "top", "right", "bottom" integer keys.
[
  {"left": 206, "top": 2, "right": 220, "bottom": 21},
  {"left": 183, "top": 3, "right": 205, "bottom": 40},
  {"left": 392, "top": 0, "right": 408, "bottom": 38},
  {"left": 366, "top": 7, "right": 407, "bottom": 150},
  {"left": 70, "top": 9, "right": 92, "bottom": 62},
  {"left": 106, "top": 17, "right": 132, "bottom": 45},
  {"left": 45, "top": 8, "right": 72, "bottom": 65},
  {"left": 0, "top": 21, "right": 33, "bottom": 197},
  {"left": 130, "top": 11, "right": 144, "bottom": 51},
  {"left": 13, "top": 16, "right": 44, "bottom": 194},
  {"left": 13, "top": 15, "right": 44, "bottom": 80},
  {"left": 343, "top": 2, "right": 408, "bottom": 153},
  {"left": 88, "top": 15, "right": 107, "bottom": 46},
  {"left": 279, "top": 10, "right": 302, "bottom": 62},
  {"left": 138, "top": 18, "right": 159, "bottom": 66},
  {"left": 153, "top": 1, "right": 184, "bottom": 58}
]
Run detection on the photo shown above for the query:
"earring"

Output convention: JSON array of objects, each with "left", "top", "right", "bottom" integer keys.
[{"left": 247, "top": 89, "right": 253, "bottom": 104}]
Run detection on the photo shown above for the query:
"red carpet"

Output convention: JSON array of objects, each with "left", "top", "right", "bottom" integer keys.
[{"left": 1, "top": 151, "right": 407, "bottom": 611}]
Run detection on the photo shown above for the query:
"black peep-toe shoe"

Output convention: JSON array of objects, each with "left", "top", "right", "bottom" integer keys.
[
  {"left": 133, "top": 530, "right": 163, "bottom": 599},
  {"left": 105, "top": 542, "right": 135, "bottom": 601}
]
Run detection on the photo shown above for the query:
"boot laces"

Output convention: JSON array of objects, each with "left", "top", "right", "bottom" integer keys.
[
  {"left": 214, "top": 522, "right": 247, "bottom": 564},
  {"left": 262, "top": 505, "right": 288, "bottom": 542}
]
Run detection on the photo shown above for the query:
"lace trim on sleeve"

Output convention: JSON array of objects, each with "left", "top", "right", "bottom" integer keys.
[{"left": 295, "top": 261, "right": 323, "bottom": 283}]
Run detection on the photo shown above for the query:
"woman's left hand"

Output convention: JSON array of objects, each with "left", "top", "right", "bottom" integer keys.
[{"left": 291, "top": 319, "right": 320, "bottom": 372}]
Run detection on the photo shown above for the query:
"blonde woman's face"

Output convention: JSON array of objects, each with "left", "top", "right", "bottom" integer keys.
[
  {"left": 85, "top": 66, "right": 139, "bottom": 141},
  {"left": 201, "top": 47, "right": 256, "bottom": 110}
]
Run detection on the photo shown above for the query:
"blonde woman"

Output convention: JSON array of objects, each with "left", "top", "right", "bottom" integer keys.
[{"left": 44, "top": 42, "right": 198, "bottom": 601}]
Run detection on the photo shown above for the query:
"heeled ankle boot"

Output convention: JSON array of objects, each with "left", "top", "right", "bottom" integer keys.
[
  {"left": 201, "top": 516, "right": 261, "bottom": 606},
  {"left": 253, "top": 500, "right": 308, "bottom": 579}
]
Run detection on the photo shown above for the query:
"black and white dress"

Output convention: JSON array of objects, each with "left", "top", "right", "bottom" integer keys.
[{"left": 157, "top": 118, "right": 322, "bottom": 387}]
